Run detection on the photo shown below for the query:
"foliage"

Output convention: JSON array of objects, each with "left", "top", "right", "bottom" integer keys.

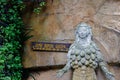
[
  {"left": 33, "top": 1, "right": 46, "bottom": 14},
  {"left": 0, "top": 0, "right": 25, "bottom": 80},
  {"left": 0, "top": 0, "right": 46, "bottom": 80}
]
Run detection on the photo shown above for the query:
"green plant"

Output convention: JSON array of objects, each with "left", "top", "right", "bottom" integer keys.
[
  {"left": 0, "top": 0, "right": 46, "bottom": 80},
  {"left": 0, "top": 0, "right": 26, "bottom": 80},
  {"left": 33, "top": 1, "right": 46, "bottom": 14}
]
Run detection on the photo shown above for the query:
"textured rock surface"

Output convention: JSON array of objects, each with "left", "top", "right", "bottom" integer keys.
[
  {"left": 94, "top": 0, "right": 120, "bottom": 32},
  {"left": 22, "top": 0, "right": 120, "bottom": 80},
  {"left": 26, "top": 65, "right": 119, "bottom": 80},
  {"left": 27, "top": 69, "right": 72, "bottom": 80},
  {"left": 93, "top": 0, "right": 120, "bottom": 63},
  {"left": 23, "top": 0, "right": 120, "bottom": 68},
  {"left": 96, "top": 65, "right": 119, "bottom": 80}
]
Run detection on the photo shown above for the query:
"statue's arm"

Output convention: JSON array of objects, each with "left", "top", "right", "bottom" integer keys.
[
  {"left": 56, "top": 44, "right": 74, "bottom": 78},
  {"left": 96, "top": 51, "right": 115, "bottom": 80},
  {"left": 56, "top": 60, "right": 71, "bottom": 78}
]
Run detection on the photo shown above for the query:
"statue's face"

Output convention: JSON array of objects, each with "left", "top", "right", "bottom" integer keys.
[{"left": 77, "top": 26, "right": 90, "bottom": 39}]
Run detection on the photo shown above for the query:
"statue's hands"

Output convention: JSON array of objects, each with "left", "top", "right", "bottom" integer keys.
[
  {"left": 105, "top": 72, "right": 115, "bottom": 80},
  {"left": 56, "top": 69, "right": 65, "bottom": 78}
]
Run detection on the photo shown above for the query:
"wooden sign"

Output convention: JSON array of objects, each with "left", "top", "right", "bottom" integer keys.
[{"left": 32, "top": 42, "right": 71, "bottom": 52}]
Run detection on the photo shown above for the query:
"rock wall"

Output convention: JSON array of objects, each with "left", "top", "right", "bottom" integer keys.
[{"left": 22, "top": 0, "right": 120, "bottom": 80}]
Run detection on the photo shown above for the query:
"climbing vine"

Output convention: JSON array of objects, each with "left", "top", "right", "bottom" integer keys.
[
  {"left": 0, "top": 0, "right": 46, "bottom": 80},
  {"left": 0, "top": 0, "right": 25, "bottom": 80},
  {"left": 33, "top": 1, "right": 46, "bottom": 14}
]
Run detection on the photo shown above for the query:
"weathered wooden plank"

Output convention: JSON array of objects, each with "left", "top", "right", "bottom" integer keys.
[{"left": 32, "top": 42, "right": 71, "bottom": 52}]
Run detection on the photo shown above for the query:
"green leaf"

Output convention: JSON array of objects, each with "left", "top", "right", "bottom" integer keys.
[
  {"left": 0, "top": 60, "right": 4, "bottom": 63},
  {"left": 0, "top": 0, "right": 32, "bottom": 79},
  {"left": 0, "top": 65, "right": 4, "bottom": 69},
  {"left": 4, "top": 76, "right": 11, "bottom": 80}
]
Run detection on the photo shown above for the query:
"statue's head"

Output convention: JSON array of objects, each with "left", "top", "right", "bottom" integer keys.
[{"left": 75, "top": 22, "right": 92, "bottom": 39}]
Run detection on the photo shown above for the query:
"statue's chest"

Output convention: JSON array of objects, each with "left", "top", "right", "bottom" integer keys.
[{"left": 69, "top": 45, "right": 98, "bottom": 69}]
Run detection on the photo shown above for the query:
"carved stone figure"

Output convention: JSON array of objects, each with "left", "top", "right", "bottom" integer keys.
[{"left": 57, "top": 22, "right": 115, "bottom": 80}]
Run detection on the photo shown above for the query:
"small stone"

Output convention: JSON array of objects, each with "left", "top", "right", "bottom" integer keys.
[
  {"left": 89, "top": 64, "right": 93, "bottom": 68},
  {"left": 92, "top": 63, "right": 97, "bottom": 69},
  {"left": 85, "top": 54, "right": 90, "bottom": 60},
  {"left": 78, "top": 61, "right": 82, "bottom": 66},
  {"left": 91, "top": 54, "right": 95, "bottom": 60},
  {"left": 71, "top": 62, "right": 75, "bottom": 66},
  {"left": 76, "top": 55, "right": 81, "bottom": 61},
  {"left": 93, "top": 61, "right": 98, "bottom": 67},
  {"left": 85, "top": 60, "right": 89, "bottom": 66},
  {"left": 75, "top": 60, "right": 78, "bottom": 64},
  {"left": 80, "top": 51, "right": 85, "bottom": 57},
  {"left": 85, "top": 49, "right": 91, "bottom": 55},
  {"left": 75, "top": 52, "right": 79, "bottom": 56},
  {"left": 90, "top": 47, "right": 96, "bottom": 53},
  {"left": 89, "top": 59, "right": 93, "bottom": 63},
  {"left": 81, "top": 58, "right": 86, "bottom": 64}
]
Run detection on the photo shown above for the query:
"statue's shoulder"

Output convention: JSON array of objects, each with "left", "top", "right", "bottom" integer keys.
[
  {"left": 69, "top": 42, "right": 76, "bottom": 50},
  {"left": 91, "top": 41, "right": 100, "bottom": 51}
]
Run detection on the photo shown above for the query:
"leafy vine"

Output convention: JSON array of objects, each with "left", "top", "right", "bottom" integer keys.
[{"left": 0, "top": 0, "right": 46, "bottom": 80}]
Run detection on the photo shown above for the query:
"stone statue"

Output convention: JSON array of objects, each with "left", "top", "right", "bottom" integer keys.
[{"left": 56, "top": 22, "right": 115, "bottom": 80}]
